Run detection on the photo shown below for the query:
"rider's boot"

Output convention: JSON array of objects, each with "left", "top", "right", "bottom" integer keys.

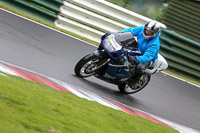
[
  {"left": 128, "top": 62, "right": 150, "bottom": 89},
  {"left": 128, "top": 74, "right": 143, "bottom": 89}
]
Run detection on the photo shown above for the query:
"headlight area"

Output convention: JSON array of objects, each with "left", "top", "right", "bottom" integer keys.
[
  {"left": 103, "top": 38, "right": 116, "bottom": 52},
  {"left": 103, "top": 36, "right": 122, "bottom": 52}
]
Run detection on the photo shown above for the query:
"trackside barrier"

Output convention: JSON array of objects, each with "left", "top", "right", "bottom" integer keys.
[
  {"left": 163, "top": 0, "right": 200, "bottom": 42},
  {"left": 65, "top": 0, "right": 166, "bottom": 28},
  {"left": 160, "top": 29, "right": 200, "bottom": 79},
  {"left": 54, "top": 19, "right": 104, "bottom": 43},
  {"left": 60, "top": 1, "right": 129, "bottom": 32},
  {"left": 27, "top": 0, "right": 63, "bottom": 13},
  {"left": 1, "top": 0, "right": 199, "bottom": 79},
  {"left": 0, "top": 0, "right": 58, "bottom": 24},
  {"left": 1, "top": 0, "right": 166, "bottom": 43},
  {"left": 58, "top": 0, "right": 165, "bottom": 42}
]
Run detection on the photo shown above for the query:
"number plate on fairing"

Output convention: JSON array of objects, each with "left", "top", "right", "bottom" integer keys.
[{"left": 108, "top": 35, "right": 122, "bottom": 51}]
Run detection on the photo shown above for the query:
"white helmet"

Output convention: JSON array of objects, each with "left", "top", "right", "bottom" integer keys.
[{"left": 143, "top": 20, "right": 160, "bottom": 39}]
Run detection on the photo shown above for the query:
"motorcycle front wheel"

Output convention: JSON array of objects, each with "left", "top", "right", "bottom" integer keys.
[
  {"left": 118, "top": 75, "right": 151, "bottom": 94},
  {"left": 74, "top": 53, "right": 100, "bottom": 78}
]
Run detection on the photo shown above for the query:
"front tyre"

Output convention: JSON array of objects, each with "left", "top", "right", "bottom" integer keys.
[
  {"left": 118, "top": 75, "right": 151, "bottom": 94},
  {"left": 74, "top": 53, "right": 100, "bottom": 78}
]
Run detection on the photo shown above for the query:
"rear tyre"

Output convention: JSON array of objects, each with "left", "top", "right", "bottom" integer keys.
[
  {"left": 118, "top": 75, "right": 151, "bottom": 94},
  {"left": 74, "top": 53, "right": 100, "bottom": 78}
]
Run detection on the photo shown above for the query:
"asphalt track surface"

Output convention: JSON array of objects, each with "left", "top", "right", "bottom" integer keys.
[{"left": 0, "top": 10, "right": 200, "bottom": 131}]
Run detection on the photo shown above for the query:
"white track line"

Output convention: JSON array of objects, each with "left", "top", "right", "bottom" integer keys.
[{"left": 161, "top": 72, "right": 200, "bottom": 88}]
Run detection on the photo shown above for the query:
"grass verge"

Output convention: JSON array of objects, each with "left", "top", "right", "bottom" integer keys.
[
  {"left": 0, "top": 2, "right": 199, "bottom": 86},
  {"left": 0, "top": 75, "right": 178, "bottom": 133}
]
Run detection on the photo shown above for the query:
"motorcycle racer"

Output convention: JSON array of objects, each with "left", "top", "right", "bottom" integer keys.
[{"left": 121, "top": 20, "right": 161, "bottom": 87}]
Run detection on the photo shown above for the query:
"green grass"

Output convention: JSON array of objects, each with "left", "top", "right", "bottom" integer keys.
[
  {"left": 0, "top": 75, "right": 178, "bottom": 133},
  {"left": 0, "top": 2, "right": 199, "bottom": 87}
]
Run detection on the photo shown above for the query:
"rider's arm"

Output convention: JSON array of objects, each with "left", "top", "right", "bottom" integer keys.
[
  {"left": 136, "top": 43, "right": 158, "bottom": 63},
  {"left": 121, "top": 26, "right": 143, "bottom": 36}
]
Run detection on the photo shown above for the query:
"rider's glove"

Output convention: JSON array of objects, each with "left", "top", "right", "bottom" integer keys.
[{"left": 128, "top": 56, "right": 137, "bottom": 65}]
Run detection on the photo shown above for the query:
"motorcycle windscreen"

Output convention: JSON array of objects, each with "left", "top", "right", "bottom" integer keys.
[
  {"left": 106, "top": 63, "right": 130, "bottom": 79},
  {"left": 114, "top": 32, "right": 138, "bottom": 48}
]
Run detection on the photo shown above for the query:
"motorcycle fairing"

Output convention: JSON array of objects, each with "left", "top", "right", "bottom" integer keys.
[
  {"left": 105, "top": 63, "right": 130, "bottom": 79},
  {"left": 144, "top": 54, "right": 168, "bottom": 74},
  {"left": 100, "top": 32, "right": 142, "bottom": 60},
  {"left": 94, "top": 63, "right": 130, "bottom": 85}
]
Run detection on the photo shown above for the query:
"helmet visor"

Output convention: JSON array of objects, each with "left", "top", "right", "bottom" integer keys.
[{"left": 144, "top": 28, "right": 154, "bottom": 36}]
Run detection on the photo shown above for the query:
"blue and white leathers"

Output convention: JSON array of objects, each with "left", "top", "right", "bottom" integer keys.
[{"left": 121, "top": 26, "right": 160, "bottom": 63}]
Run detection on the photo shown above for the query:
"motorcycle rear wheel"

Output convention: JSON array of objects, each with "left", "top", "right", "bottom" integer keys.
[
  {"left": 118, "top": 75, "right": 151, "bottom": 94},
  {"left": 74, "top": 53, "right": 100, "bottom": 78}
]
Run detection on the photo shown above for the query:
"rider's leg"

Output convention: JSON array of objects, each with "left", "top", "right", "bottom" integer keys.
[
  {"left": 129, "top": 62, "right": 151, "bottom": 87},
  {"left": 135, "top": 62, "right": 151, "bottom": 80}
]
